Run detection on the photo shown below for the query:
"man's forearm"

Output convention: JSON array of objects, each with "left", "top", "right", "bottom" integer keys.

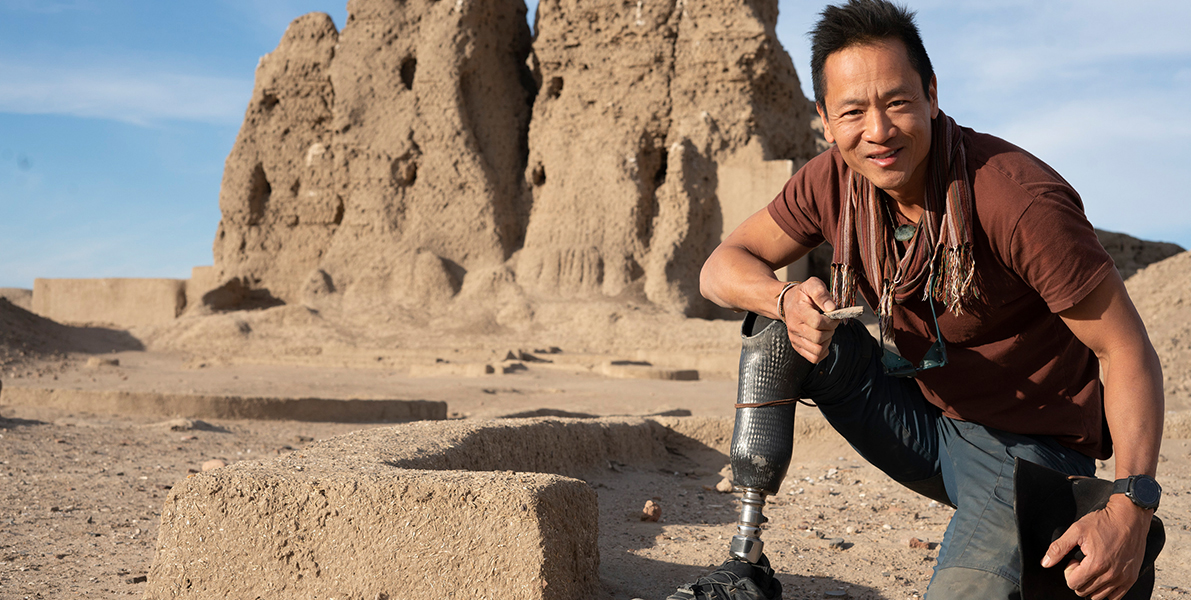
[
  {"left": 700, "top": 243, "right": 794, "bottom": 320},
  {"left": 1101, "top": 343, "right": 1164, "bottom": 481}
]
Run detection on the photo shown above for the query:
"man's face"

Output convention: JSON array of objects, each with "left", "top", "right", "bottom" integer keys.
[{"left": 816, "top": 38, "right": 939, "bottom": 205}]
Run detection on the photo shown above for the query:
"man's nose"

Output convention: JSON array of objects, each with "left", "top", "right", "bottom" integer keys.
[{"left": 861, "top": 109, "right": 895, "bottom": 144}]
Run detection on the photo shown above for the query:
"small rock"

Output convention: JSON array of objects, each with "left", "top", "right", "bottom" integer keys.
[
  {"left": 166, "top": 418, "right": 196, "bottom": 431},
  {"left": 826, "top": 537, "right": 846, "bottom": 549},
  {"left": 85, "top": 357, "right": 119, "bottom": 368},
  {"left": 908, "top": 537, "right": 933, "bottom": 550},
  {"left": 641, "top": 500, "right": 661, "bottom": 522},
  {"left": 882, "top": 523, "right": 892, "bottom": 530},
  {"left": 201, "top": 459, "right": 226, "bottom": 472},
  {"left": 715, "top": 478, "right": 734, "bottom": 493},
  {"left": 125, "top": 575, "right": 147, "bottom": 584},
  {"left": 845, "top": 525, "right": 858, "bottom": 534}
]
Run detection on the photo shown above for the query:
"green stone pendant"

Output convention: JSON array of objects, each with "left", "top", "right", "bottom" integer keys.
[{"left": 894, "top": 224, "right": 916, "bottom": 242}]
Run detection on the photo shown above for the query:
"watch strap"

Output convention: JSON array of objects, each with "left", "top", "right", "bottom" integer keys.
[
  {"left": 1112, "top": 474, "right": 1161, "bottom": 510},
  {"left": 1111, "top": 477, "right": 1130, "bottom": 496}
]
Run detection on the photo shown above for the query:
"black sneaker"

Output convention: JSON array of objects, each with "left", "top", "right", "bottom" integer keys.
[{"left": 665, "top": 556, "right": 782, "bottom": 600}]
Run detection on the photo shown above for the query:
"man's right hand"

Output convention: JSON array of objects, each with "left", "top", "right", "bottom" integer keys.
[{"left": 780, "top": 278, "right": 842, "bottom": 363}]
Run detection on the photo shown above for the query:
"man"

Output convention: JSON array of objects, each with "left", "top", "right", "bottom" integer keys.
[{"left": 668, "top": 1, "right": 1164, "bottom": 598}]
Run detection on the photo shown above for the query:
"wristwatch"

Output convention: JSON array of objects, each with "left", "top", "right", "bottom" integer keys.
[{"left": 1111, "top": 474, "right": 1162, "bottom": 511}]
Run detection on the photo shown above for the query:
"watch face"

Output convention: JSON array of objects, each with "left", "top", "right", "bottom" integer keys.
[{"left": 1131, "top": 477, "right": 1162, "bottom": 506}]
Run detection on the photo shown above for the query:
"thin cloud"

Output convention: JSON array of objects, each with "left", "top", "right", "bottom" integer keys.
[
  {"left": 0, "top": 60, "right": 252, "bottom": 126},
  {"left": 0, "top": 0, "right": 94, "bottom": 14},
  {"left": 214, "top": 0, "right": 345, "bottom": 41}
]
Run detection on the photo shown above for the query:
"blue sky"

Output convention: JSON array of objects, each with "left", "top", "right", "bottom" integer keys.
[{"left": 1, "top": 0, "right": 1188, "bottom": 289}]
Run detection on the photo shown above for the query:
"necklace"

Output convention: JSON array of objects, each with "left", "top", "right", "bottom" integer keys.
[{"left": 884, "top": 199, "right": 918, "bottom": 242}]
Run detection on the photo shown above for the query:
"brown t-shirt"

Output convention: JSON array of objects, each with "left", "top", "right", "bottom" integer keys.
[{"left": 768, "top": 127, "right": 1115, "bottom": 459}]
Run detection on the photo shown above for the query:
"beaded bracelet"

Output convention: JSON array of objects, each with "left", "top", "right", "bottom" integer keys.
[{"left": 776, "top": 281, "right": 801, "bottom": 322}]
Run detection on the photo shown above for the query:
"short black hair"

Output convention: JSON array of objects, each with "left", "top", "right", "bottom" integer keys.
[{"left": 809, "top": 0, "right": 933, "bottom": 109}]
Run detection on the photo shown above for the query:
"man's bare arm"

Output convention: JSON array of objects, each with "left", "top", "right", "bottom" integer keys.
[
  {"left": 1046, "top": 270, "right": 1165, "bottom": 600},
  {"left": 700, "top": 208, "right": 841, "bottom": 362}
]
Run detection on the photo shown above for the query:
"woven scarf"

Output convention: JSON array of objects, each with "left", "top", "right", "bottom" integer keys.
[{"left": 829, "top": 112, "right": 977, "bottom": 338}]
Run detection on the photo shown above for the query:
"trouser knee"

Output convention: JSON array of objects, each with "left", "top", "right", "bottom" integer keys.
[{"left": 927, "top": 567, "right": 1020, "bottom": 600}]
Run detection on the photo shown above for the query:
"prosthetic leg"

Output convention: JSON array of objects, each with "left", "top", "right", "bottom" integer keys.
[
  {"left": 729, "top": 312, "right": 813, "bottom": 564},
  {"left": 665, "top": 313, "right": 813, "bottom": 600}
]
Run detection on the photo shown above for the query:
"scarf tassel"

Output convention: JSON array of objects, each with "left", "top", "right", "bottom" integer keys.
[
  {"left": 928, "top": 243, "right": 977, "bottom": 315},
  {"left": 830, "top": 263, "right": 857, "bottom": 309}
]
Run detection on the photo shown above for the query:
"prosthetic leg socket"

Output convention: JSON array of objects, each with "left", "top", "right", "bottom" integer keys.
[{"left": 729, "top": 312, "right": 812, "bottom": 563}]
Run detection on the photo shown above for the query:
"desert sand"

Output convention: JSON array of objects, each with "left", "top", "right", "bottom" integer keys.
[{"left": 2, "top": 251, "right": 1191, "bottom": 599}]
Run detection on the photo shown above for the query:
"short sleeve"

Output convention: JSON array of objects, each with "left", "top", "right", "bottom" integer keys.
[
  {"left": 766, "top": 149, "right": 843, "bottom": 249},
  {"left": 1009, "top": 193, "right": 1115, "bottom": 313}
]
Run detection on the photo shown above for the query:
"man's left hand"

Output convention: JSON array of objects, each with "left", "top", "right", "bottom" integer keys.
[{"left": 1041, "top": 495, "right": 1151, "bottom": 600}]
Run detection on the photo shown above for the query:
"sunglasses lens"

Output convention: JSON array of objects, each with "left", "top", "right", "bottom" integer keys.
[
  {"left": 882, "top": 339, "right": 947, "bottom": 377},
  {"left": 920, "top": 341, "right": 946, "bottom": 367},
  {"left": 882, "top": 352, "right": 917, "bottom": 377}
]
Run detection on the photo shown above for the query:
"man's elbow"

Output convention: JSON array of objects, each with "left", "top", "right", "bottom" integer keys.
[{"left": 699, "top": 250, "right": 720, "bottom": 303}]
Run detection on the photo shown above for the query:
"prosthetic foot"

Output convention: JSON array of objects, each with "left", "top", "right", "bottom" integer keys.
[{"left": 729, "top": 312, "right": 813, "bottom": 564}]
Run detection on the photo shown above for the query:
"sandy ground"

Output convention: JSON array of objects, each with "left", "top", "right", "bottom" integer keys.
[{"left": 1, "top": 352, "right": 1189, "bottom": 600}]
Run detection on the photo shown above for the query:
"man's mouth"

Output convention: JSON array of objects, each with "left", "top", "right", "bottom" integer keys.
[{"left": 868, "top": 148, "right": 900, "bottom": 166}]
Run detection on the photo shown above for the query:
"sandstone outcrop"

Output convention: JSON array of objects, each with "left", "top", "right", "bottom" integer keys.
[
  {"left": 207, "top": 0, "right": 818, "bottom": 322},
  {"left": 1097, "top": 229, "right": 1185, "bottom": 280},
  {"left": 1125, "top": 251, "right": 1191, "bottom": 411}
]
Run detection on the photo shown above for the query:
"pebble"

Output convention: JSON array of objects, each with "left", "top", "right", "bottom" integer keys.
[
  {"left": 826, "top": 537, "right": 846, "bottom": 549},
  {"left": 641, "top": 500, "right": 661, "bottom": 522},
  {"left": 908, "top": 537, "right": 934, "bottom": 550},
  {"left": 166, "top": 418, "right": 196, "bottom": 431},
  {"left": 715, "top": 478, "right": 734, "bottom": 493},
  {"left": 201, "top": 459, "right": 226, "bottom": 472}
]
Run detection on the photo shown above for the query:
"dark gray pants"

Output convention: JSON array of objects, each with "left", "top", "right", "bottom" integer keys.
[{"left": 802, "top": 321, "right": 1095, "bottom": 597}]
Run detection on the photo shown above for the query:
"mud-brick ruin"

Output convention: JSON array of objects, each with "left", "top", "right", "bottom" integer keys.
[{"left": 206, "top": 0, "right": 822, "bottom": 324}]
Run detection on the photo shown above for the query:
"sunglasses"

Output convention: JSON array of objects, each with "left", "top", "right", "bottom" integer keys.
[{"left": 880, "top": 288, "right": 948, "bottom": 378}]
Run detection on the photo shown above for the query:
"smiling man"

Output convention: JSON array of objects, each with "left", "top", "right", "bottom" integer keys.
[{"left": 668, "top": 1, "right": 1165, "bottom": 599}]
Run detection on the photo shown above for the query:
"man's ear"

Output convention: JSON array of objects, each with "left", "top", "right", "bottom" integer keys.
[
  {"left": 815, "top": 102, "right": 835, "bottom": 145},
  {"left": 928, "top": 75, "right": 939, "bottom": 119}
]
